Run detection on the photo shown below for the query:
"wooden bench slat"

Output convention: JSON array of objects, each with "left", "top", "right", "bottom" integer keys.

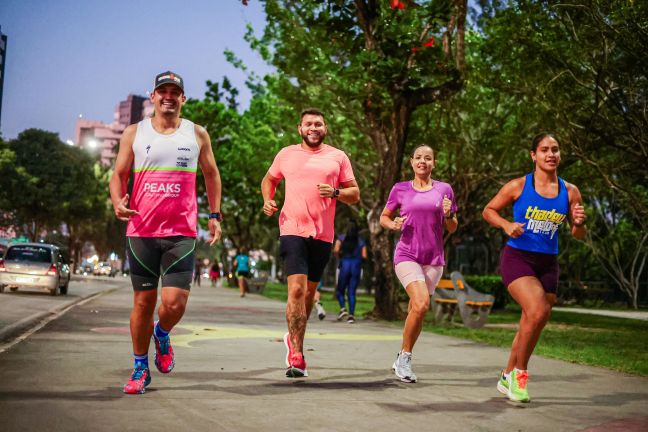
[
  {"left": 436, "top": 279, "right": 455, "bottom": 289},
  {"left": 465, "top": 301, "right": 494, "bottom": 306},
  {"left": 432, "top": 298, "right": 457, "bottom": 304}
]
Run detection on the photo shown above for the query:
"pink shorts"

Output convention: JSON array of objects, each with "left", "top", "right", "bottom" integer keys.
[{"left": 394, "top": 261, "right": 444, "bottom": 294}]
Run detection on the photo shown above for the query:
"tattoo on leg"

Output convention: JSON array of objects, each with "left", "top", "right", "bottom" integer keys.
[{"left": 287, "top": 311, "right": 307, "bottom": 352}]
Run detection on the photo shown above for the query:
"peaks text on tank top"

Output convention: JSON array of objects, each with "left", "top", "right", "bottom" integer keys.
[
  {"left": 126, "top": 118, "right": 199, "bottom": 238},
  {"left": 507, "top": 173, "right": 569, "bottom": 255}
]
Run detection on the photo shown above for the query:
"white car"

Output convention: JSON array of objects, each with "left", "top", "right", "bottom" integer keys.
[{"left": 0, "top": 243, "right": 71, "bottom": 296}]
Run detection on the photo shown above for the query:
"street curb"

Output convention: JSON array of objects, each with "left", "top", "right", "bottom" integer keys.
[{"left": 0, "top": 284, "right": 122, "bottom": 344}]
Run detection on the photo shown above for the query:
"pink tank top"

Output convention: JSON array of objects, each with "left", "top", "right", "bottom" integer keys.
[{"left": 126, "top": 118, "right": 199, "bottom": 237}]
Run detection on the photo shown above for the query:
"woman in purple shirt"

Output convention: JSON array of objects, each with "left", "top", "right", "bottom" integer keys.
[{"left": 380, "top": 145, "right": 458, "bottom": 383}]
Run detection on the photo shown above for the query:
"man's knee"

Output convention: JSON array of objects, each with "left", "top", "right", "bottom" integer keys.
[
  {"left": 161, "top": 297, "right": 187, "bottom": 316},
  {"left": 288, "top": 283, "right": 307, "bottom": 300}
]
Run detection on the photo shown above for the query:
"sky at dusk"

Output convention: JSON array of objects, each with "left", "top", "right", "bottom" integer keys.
[{"left": 0, "top": 0, "right": 273, "bottom": 142}]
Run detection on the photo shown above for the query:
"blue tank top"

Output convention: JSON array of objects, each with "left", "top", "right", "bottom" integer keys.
[{"left": 506, "top": 173, "right": 569, "bottom": 255}]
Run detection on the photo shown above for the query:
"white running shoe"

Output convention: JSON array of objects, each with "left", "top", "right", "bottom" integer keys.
[
  {"left": 392, "top": 351, "right": 417, "bottom": 383},
  {"left": 315, "top": 302, "right": 326, "bottom": 320},
  {"left": 337, "top": 308, "right": 348, "bottom": 321}
]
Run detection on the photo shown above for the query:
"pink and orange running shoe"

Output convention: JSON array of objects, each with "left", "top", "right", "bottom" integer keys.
[{"left": 283, "top": 332, "right": 308, "bottom": 378}]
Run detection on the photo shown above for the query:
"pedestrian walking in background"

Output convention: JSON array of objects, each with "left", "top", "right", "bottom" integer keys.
[
  {"left": 333, "top": 220, "right": 367, "bottom": 324},
  {"left": 193, "top": 258, "right": 202, "bottom": 287},
  {"left": 209, "top": 261, "right": 220, "bottom": 288},
  {"left": 234, "top": 249, "right": 250, "bottom": 297}
]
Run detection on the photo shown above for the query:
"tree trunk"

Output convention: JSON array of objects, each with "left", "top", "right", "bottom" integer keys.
[
  {"left": 365, "top": 98, "right": 410, "bottom": 320},
  {"left": 368, "top": 205, "right": 403, "bottom": 320}
]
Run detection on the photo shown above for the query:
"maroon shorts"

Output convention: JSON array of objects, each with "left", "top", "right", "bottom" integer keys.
[{"left": 499, "top": 245, "right": 559, "bottom": 294}]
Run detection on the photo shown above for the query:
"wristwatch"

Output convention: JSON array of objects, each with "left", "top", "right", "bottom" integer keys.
[
  {"left": 333, "top": 188, "right": 340, "bottom": 198},
  {"left": 209, "top": 212, "right": 222, "bottom": 222}
]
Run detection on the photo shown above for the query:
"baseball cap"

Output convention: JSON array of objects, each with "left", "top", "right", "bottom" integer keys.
[{"left": 154, "top": 71, "right": 184, "bottom": 92}]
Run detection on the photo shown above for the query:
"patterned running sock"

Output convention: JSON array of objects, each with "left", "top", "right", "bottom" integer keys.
[
  {"left": 154, "top": 321, "right": 170, "bottom": 339},
  {"left": 134, "top": 353, "right": 149, "bottom": 370}
]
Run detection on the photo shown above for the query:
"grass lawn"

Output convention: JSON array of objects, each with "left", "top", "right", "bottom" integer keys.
[{"left": 256, "top": 282, "right": 648, "bottom": 377}]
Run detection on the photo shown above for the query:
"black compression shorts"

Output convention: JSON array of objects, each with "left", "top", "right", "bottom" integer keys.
[
  {"left": 127, "top": 236, "right": 196, "bottom": 291},
  {"left": 279, "top": 235, "right": 332, "bottom": 282}
]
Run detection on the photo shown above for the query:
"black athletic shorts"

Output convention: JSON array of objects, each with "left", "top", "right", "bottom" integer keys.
[
  {"left": 237, "top": 270, "right": 250, "bottom": 278},
  {"left": 127, "top": 236, "right": 196, "bottom": 291},
  {"left": 279, "top": 235, "right": 332, "bottom": 282}
]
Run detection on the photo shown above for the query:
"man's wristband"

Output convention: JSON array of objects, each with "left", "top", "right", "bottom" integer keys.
[
  {"left": 333, "top": 188, "right": 340, "bottom": 198},
  {"left": 209, "top": 212, "right": 222, "bottom": 222},
  {"left": 445, "top": 212, "right": 455, "bottom": 219}
]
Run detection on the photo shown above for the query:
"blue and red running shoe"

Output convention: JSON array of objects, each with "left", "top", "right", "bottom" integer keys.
[
  {"left": 154, "top": 332, "right": 175, "bottom": 374},
  {"left": 123, "top": 366, "right": 151, "bottom": 394}
]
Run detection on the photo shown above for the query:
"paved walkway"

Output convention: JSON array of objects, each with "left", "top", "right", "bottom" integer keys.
[{"left": 0, "top": 282, "right": 647, "bottom": 431}]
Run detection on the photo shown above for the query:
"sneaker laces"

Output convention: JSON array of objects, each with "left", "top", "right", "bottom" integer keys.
[
  {"left": 400, "top": 352, "right": 413, "bottom": 375},
  {"left": 131, "top": 366, "right": 146, "bottom": 381},
  {"left": 517, "top": 371, "right": 528, "bottom": 389},
  {"left": 157, "top": 335, "right": 170, "bottom": 355}
]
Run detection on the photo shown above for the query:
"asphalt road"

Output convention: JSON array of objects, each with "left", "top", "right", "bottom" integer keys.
[{"left": 0, "top": 281, "right": 647, "bottom": 431}]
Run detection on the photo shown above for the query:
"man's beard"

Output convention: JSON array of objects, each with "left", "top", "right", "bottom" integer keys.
[{"left": 301, "top": 132, "right": 325, "bottom": 147}]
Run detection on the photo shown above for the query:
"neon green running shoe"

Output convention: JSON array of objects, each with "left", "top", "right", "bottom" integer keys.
[
  {"left": 508, "top": 369, "right": 530, "bottom": 403},
  {"left": 497, "top": 370, "right": 509, "bottom": 395}
]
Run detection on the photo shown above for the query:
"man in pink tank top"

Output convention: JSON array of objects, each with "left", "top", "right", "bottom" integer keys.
[
  {"left": 109, "top": 71, "right": 223, "bottom": 394},
  {"left": 261, "top": 108, "right": 360, "bottom": 378}
]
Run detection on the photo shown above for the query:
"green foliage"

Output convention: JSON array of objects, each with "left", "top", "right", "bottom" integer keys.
[
  {"left": 0, "top": 129, "right": 110, "bottom": 265},
  {"left": 183, "top": 78, "right": 292, "bottom": 252},
  {"left": 463, "top": 274, "right": 508, "bottom": 309},
  {"left": 256, "top": 0, "right": 468, "bottom": 319},
  {"left": 474, "top": 0, "right": 648, "bottom": 303},
  {"left": 2, "top": 129, "right": 105, "bottom": 240}
]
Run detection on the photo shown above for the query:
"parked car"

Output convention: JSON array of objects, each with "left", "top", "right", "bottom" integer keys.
[
  {"left": 94, "top": 262, "right": 112, "bottom": 276},
  {"left": 75, "top": 262, "right": 94, "bottom": 275},
  {"left": 0, "top": 243, "right": 71, "bottom": 296}
]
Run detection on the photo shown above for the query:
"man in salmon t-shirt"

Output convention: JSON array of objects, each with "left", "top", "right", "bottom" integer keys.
[{"left": 261, "top": 108, "right": 360, "bottom": 378}]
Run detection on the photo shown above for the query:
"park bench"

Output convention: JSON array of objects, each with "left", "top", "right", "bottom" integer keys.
[
  {"left": 431, "top": 271, "right": 495, "bottom": 329},
  {"left": 246, "top": 274, "right": 269, "bottom": 294}
]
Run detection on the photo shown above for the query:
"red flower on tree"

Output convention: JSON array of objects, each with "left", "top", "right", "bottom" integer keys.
[
  {"left": 423, "top": 37, "right": 435, "bottom": 47},
  {"left": 390, "top": 0, "right": 407, "bottom": 10}
]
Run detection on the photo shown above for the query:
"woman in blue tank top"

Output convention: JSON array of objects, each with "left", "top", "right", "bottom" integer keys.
[{"left": 483, "top": 133, "right": 587, "bottom": 403}]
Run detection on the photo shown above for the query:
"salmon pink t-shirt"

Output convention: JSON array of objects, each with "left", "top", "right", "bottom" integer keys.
[{"left": 268, "top": 144, "right": 355, "bottom": 243}]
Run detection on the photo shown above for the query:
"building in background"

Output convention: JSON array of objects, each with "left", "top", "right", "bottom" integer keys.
[
  {"left": 117, "top": 94, "right": 147, "bottom": 126},
  {"left": 0, "top": 26, "right": 8, "bottom": 130},
  {"left": 74, "top": 94, "right": 152, "bottom": 166}
]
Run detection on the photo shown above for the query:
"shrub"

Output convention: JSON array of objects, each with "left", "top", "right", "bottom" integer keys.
[{"left": 463, "top": 274, "right": 509, "bottom": 309}]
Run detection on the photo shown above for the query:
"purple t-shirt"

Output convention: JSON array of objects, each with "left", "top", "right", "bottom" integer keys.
[{"left": 385, "top": 180, "right": 458, "bottom": 266}]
